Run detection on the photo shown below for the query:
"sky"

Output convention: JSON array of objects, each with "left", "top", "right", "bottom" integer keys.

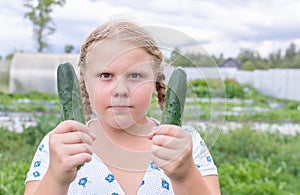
[{"left": 1, "top": 0, "right": 300, "bottom": 59}]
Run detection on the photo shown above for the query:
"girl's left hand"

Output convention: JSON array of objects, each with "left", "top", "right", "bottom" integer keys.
[{"left": 147, "top": 125, "right": 194, "bottom": 181}]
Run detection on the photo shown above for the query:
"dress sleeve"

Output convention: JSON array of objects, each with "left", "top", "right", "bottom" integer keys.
[
  {"left": 183, "top": 125, "right": 218, "bottom": 176},
  {"left": 24, "top": 133, "right": 50, "bottom": 184}
]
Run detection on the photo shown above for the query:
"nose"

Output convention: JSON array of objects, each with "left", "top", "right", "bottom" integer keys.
[{"left": 113, "top": 78, "right": 129, "bottom": 97}]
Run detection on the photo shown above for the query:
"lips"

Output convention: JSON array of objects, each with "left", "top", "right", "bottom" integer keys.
[{"left": 108, "top": 105, "right": 133, "bottom": 111}]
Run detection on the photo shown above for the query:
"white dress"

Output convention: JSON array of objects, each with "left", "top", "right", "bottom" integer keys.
[{"left": 25, "top": 120, "right": 218, "bottom": 195}]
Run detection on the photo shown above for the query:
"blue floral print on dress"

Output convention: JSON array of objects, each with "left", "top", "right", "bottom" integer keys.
[
  {"left": 161, "top": 179, "right": 170, "bottom": 190},
  {"left": 78, "top": 177, "right": 87, "bottom": 187},
  {"left": 105, "top": 174, "right": 115, "bottom": 183},
  {"left": 207, "top": 156, "right": 212, "bottom": 162},
  {"left": 150, "top": 162, "right": 159, "bottom": 170},
  {"left": 200, "top": 141, "right": 206, "bottom": 146},
  {"left": 141, "top": 180, "right": 145, "bottom": 186},
  {"left": 34, "top": 161, "right": 41, "bottom": 167},
  {"left": 111, "top": 193, "right": 119, "bottom": 195},
  {"left": 33, "top": 171, "right": 40, "bottom": 177},
  {"left": 38, "top": 144, "right": 44, "bottom": 151}
]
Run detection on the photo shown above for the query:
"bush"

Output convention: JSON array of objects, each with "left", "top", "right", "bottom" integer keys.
[{"left": 188, "top": 79, "right": 245, "bottom": 99}]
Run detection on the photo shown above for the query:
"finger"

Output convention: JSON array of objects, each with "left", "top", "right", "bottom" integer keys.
[
  {"left": 152, "top": 133, "right": 191, "bottom": 150},
  {"left": 54, "top": 120, "right": 90, "bottom": 134},
  {"left": 64, "top": 143, "right": 93, "bottom": 156},
  {"left": 147, "top": 126, "right": 159, "bottom": 139},
  {"left": 152, "top": 134, "right": 178, "bottom": 148},
  {"left": 151, "top": 144, "right": 180, "bottom": 161},
  {"left": 150, "top": 151, "right": 173, "bottom": 168},
  {"left": 76, "top": 131, "right": 95, "bottom": 145},
  {"left": 68, "top": 153, "right": 93, "bottom": 169},
  {"left": 53, "top": 131, "right": 95, "bottom": 145},
  {"left": 148, "top": 125, "right": 185, "bottom": 138}
]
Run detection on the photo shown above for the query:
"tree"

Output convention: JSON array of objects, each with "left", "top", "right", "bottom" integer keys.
[
  {"left": 6, "top": 52, "right": 15, "bottom": 60},
  {"left": 242, "top": 60, "right": 256, "bottom": 71},
  {"left": 24, "top": 0, "right": 66, "bottom": 52},
  {"left": 284, "top": 43, "right": 297, "bottom": 59},
  {"left": 236, "top": 49, "right": 256, "bottom": 64},
  {"left": 64, "top": 44, "right": 75, "bottom": 53},
  {"left": 212, "top": 53, "right": 224, "bottom": 65}
]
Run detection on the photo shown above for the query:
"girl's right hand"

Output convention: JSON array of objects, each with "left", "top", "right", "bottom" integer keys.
[{"left": 47, "top": 120, "right": 96, "bottom": 186}]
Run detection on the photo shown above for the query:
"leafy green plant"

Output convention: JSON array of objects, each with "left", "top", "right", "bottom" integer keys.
[
  {"left": 211, "top": 127, "right": 300, "bottom": 194},
  {"left": 218, "top": 160, "right": 282, "bottom": 195}
]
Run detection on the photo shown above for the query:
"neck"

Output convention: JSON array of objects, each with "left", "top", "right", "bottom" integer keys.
[{"left": 90, "top": 117, "right": 155, "bottom": 171}]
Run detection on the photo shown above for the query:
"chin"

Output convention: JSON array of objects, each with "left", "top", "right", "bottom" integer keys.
[{"left": 109, "top": 116, "right": 137, "bottom": 130}]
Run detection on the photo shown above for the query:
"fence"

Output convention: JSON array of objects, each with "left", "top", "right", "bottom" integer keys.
[
  {"left": 236, "top": 69, "right": 300, "bottom": 101},
  {"left": 157, "top": 67, "right": 300, "bottom": 101}
]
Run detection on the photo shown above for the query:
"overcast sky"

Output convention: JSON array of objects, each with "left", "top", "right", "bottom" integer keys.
[{"left": 1, "top": 0, "right": 300, "bottom": 58}]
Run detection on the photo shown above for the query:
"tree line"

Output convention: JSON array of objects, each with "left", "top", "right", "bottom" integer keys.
[{"left": 169, "top": 42, "right": 300, "bottom": 70}]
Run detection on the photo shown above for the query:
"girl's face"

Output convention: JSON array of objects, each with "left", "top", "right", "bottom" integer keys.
[{"left": 85, "top": 39, "right": 156, "bottom": 130}]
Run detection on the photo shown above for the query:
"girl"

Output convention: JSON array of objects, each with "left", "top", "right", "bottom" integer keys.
[{"left": 24, "top": 18, "right": 220, "bottom": 195}]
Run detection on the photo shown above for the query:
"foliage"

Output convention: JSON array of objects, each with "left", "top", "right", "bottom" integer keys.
[
  {"left": 23, "top": 0, "right": 66, "bottom": 52},
  {"left": 0, "top": 91, "right": 59, "bottom": 113},
  {"left": 211, "top": 128, "right": 300, "bottom": 195},
  {"left": 189, "top": 79, "right": 245, "bottom": 99},
  {"left": 235, "top": 43, "right": 300, "bottom": 69},
  {"left": 64, "top": 44, "right": 75, "bottom": 53},
  {"left": 0, "top": 126, "right": 43, "bottom": 194},
  {"left": 242, "top": 60, "right": 256, "bottom": 71},
  {"left": 166, "top": 42, "right": 300, "bottom": 69},
  {"left": 168, "top": 48, "right": 216, "bottom": 67},
  {"left": 0, "top": 160, "right": 30, "bottom": 195},
  {"left": 185, "top": 79, "right": 300, "bottom": 122}
]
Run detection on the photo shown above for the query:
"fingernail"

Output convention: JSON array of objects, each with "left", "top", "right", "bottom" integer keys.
[
  {"left": 88, "top": 132, "right": 96, "bottom": 140},
  {"left": 147, "top": 127, "right": 157, "bottom": 139}
]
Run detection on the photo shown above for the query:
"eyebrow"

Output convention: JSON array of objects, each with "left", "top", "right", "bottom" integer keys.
[{"left": 125, "top": 69, "right": 151, "bottom": 76}]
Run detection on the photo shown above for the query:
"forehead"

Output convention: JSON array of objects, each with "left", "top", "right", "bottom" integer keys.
[{"left": 86, "top": 39, "right": 154, "bottom": 72}]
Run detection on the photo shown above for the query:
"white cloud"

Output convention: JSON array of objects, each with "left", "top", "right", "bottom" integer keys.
[{"left": 1, "top": 0, "right": 300, "bottom": 59}]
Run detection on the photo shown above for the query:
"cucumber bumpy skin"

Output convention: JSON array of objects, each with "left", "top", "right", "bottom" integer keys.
[
  {"left": 57, "top": 62, "right": 86, "bottom": 170},
  {"left": 161, "top": 68, "right": 187, "bottom": 126},
  {"left": 57, "top": 62, "right": 85, "bottom": 124}
]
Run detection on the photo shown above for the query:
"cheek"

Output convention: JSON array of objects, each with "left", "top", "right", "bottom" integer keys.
[
  {"left": 85, "top": 78, "right": 107, "bottom": 112},
  {"left": 85, "top": 77, "right": 96, "bottom": 98},
  {"left": 130, "top": 84, "right": 154, "bottom": 107},
  {"left": 94, "top": 84, "right": 110, "bottom": 105}
]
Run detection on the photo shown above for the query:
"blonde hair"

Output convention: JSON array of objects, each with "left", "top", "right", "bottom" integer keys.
[{"left": 78, "top": 19, "right": 166, "bottom": 121}]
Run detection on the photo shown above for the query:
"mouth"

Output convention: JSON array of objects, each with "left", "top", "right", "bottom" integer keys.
[{"left": 108, "top": 105, "right": 133, "bottom": 111}]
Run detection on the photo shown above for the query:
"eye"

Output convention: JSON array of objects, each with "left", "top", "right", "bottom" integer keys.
[
  {"left": 129, "top": 73, "right": 141, "bottom": 79},
  {"left": 99, "top": 73, "right": 113, "bottom": 80}
]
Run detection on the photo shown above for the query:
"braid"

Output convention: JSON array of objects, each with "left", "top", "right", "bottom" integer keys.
[
  {"left": 79, "top": 70, "right": 93, "bottom": 121},
  {"left": 155, "top": 73, "right": 166, "bottom": 110}
]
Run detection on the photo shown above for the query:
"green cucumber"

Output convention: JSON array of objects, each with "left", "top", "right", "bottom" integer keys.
[
  {"left": 161, "top": 68, "right": 187, "bottom": 126},
  {"left": 57, "top": 62, "right": 86, "bottom": 170},
  {"left": 57, "top": 62, "right": 85, "bottom": 124}
]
